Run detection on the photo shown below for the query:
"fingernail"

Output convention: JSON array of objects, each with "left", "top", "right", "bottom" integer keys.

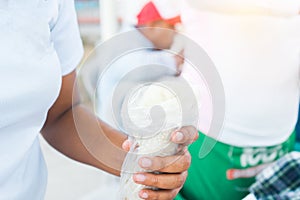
[
  {"left": 175, "top": 132, "right": 184, "bottom": 142},
  {"left": 134, "top": 174, "right": 146, "bottom": 182},
  {"left": 140, "top": 158, "right": 152, "bottom": 168},
  {"left": 122, "top": 140, "right": 130, "bottom": 150},
  {"left": 140, "top": 192, "right": 148, "bottom": 199}
]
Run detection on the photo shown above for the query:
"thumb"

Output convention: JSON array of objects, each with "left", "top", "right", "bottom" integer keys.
[{"left": 122, "top": 138, "right": 134, "bottom": 152}]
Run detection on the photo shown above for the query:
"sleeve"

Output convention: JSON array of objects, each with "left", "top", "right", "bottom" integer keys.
[{"left": 50, "top": 0, "right": 84, "bottom": 76}]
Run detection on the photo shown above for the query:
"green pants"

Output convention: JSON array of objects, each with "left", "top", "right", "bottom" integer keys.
[{"left": 175, "top": 132, "right": 295, "bottom": 200}]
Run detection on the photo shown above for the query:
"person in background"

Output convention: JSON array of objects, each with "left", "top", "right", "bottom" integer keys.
[
  {"left": 175, "top": 1, "right": 300, "bottom": 199},
  {"left": 95, "top": 0, "right": 184, "bottom": 128},
  {"left": 0, "top": 1, "right": 197, "bottom": 199}
]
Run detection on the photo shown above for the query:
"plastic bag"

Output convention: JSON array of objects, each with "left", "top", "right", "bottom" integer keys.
[{"left": 119, "top": 80, "right": 196, "bottom": 199}]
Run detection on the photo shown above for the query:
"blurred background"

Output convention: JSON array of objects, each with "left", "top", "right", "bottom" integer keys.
[{"left": 41, "top": 1, "right": 129, "bottom": 199}]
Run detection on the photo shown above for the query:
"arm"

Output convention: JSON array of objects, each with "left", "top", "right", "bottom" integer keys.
[
  {"left": 41, "top": 70, "right": 198, "bottom": 199},
  {"left": 41, "top": 71, "right": 127, "bottom": 176}
]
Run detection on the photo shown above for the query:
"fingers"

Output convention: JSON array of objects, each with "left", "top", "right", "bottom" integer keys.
[
  {"left": 138, "top": 188, "right": 181, "bottom": 200},
  {"left": 138, "top": 149, "right": 191, "bottom": 173},
  {"left": 122, "top": 140, "right": 131, "bottom": 152},
  {"left": 122, "top": 126, "right": 198, "bottom": 151},
  {"left": 134, "top": 171, "right": 187, "bottom": 190},
  {"left": 129, "top": 150, "right": 189, "bottom": 200},
  {"left": 122, "top": 137, "right": 135, "bottom": 152},
  {"left": 171, "top": 126, "right": 198, "bottom": 145}
]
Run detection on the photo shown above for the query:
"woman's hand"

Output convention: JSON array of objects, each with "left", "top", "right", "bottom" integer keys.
[{"left": 122, "top": 126, "right": 198, "bottom": 200}]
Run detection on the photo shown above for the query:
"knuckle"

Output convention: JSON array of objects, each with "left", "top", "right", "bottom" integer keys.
[
  {"left": 170, "top": 189, "right": 178, "bottom": 199},
  {"left": 185, "top": 151, "right": 192, "bottom": 161},
  {"left": 150, "top": 158, "right": 159, "bottom": 171},
  {"left": 193, "top": 130, "right": 199, "bottom": 140},
  {"left": 184, "top": 171, "right": 188, "bottom": 180},
  {"left": 161, "top": 158, "right": 168, "bottom": 170},
  {"left": 187, "top": 126, "right": 198, "bottom": 140},
  {"left": 154, "top": 157, "right": 165, "bottom": 171},
  {"left": 182, "top": 126, "right": 197, "bottom": 144},
  {"left": 175, "top": 174, "right": 185, "bottom": 187},
  {"left": 181, "top": 153, "right": 191, "bottom": 170},
  {"left": 151, "top": 175, "right": 159, "bottom": 186}
]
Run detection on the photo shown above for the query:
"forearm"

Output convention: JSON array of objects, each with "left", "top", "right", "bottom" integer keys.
[{"left": 41, "top": 103, "right": 127, "bottom": 176}]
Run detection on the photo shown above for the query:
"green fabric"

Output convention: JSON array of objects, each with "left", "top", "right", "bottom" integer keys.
[
  {"left": 175, "top": 132, "right": 295, "bottom": 200},
  {"left": 295, "top": 142, "right": 300, "bottom": 151}
]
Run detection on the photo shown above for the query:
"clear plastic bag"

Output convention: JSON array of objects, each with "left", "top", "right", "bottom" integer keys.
[
  {"left": 119, "top": 77, "right": 199, "bottom": 199},
  {"left": 119, "top": 84, "right": 183, "bottom": 200}
]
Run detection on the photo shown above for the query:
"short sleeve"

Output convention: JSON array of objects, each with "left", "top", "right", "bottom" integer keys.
[{"left": 50, "top": 0, "right": 84, "bottom": 76}]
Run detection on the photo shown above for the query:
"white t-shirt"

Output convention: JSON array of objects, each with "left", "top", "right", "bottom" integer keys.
[
  {"left": 0, "top": 1, "right": 83, "bottom": 199},
  {"left": 181, "top": 0, "right": 300, "bottom": 146}
]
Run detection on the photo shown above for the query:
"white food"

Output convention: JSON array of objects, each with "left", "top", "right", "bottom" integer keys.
[
  {"left": 119, "top": 74, "right": 200, "bottom": 199},
  {"left": 119, "top": 83, "right": 182, "bottom": 200}
]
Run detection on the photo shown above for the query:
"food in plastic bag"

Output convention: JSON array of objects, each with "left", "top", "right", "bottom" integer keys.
[{"left": 119, "top": 77, "right": 198, "bottom": 200}]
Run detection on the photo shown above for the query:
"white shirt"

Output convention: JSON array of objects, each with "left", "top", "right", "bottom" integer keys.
[
  {"left": 182, "top": 0, "right": 300, "bottom": 146},
  {"left": 0, "top": 1, "right": 83, "bottom": 199}
]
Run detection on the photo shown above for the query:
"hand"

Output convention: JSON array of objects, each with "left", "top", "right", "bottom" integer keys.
[
  {"left": 122, "top": 126, "right": 198, "bottom": 200},
  {"left": 174, "top": 50, "right": 184, "bottom": 76}
]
